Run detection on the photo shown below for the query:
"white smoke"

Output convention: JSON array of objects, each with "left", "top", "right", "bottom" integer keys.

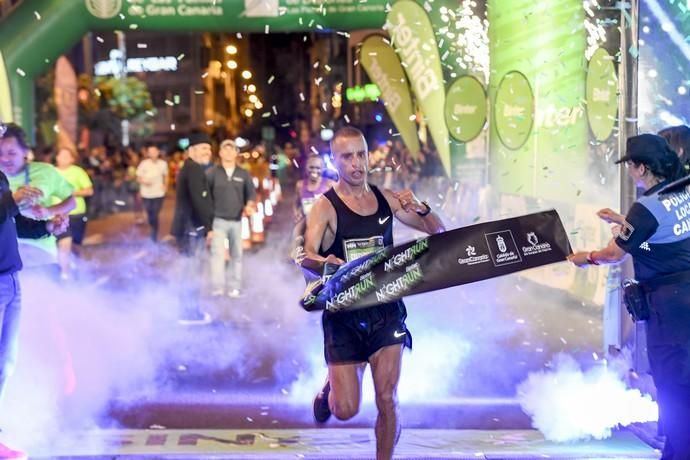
[
  {"left": 0, "top": 176, "right": 629, "bottom": 456},
  {"left": 517, "top": 353, "right": 658, "bottom": 442}
]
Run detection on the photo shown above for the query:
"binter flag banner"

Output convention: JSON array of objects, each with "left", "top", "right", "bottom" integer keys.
[
  {"left": 386, "top": 0, "right": 451, "bottom": 175},
  {"left": 360, "top": 35, "right": 421, "bottom": 156},
  {"left": 301, "top": 210, "right": 572, "bottom": 312},
  {"left": 488, "top": 0, "right": 588, "bottom": 202}
]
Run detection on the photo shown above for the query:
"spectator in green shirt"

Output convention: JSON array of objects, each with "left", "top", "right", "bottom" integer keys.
[
  {"left": 56, "top": 146, "right": 94, "bottom": 277},
  {"left": 0, "top": 124, "right": 75, "bottom": 274}
]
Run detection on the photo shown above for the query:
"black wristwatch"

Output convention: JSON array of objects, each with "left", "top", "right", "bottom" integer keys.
[{"left": 416, "top": 201, "right": 431, "bottom": 217}]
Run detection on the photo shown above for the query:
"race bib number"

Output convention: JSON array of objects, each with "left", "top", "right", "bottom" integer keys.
[{"left": 343, "top": 236, "right": 384, "bottom": 262}]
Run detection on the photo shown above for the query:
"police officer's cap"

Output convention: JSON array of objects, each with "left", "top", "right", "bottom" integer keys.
[
  {"left": 616, "top": 134, "right": 675, "bottom": 165},
  {"left": 187, "top": 131, "right": 212, "bottom": 148}
]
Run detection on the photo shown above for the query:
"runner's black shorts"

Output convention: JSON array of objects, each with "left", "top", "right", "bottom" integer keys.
[
  {"left": 322, "top": 300, "right": 412, "bottom": 364},
  {"left": 56, "top": 214, "right": 88, "bottom": 245}
]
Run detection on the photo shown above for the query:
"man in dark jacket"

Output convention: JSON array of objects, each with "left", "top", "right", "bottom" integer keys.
[
  {"left": 172, "top": 131, "right": 214, "bottom": 325},
  {"left": 0, "top": 164, "right": 67, "bottom": 458}
]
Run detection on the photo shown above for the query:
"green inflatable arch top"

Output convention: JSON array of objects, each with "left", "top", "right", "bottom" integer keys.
[{"left": 0, "top": 0, "right": 388, "bottom": 135}]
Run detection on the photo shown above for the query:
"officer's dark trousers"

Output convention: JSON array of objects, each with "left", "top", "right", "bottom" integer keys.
[{"left": 647, "top": 284, "right": 690, "bottom": 460}]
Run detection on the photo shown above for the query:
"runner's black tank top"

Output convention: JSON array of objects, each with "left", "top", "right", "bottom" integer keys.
[{"left": 319, "top": 185, "right": 394, "bottom": 262}]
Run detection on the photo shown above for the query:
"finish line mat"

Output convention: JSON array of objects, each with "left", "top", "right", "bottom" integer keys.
[
  {"left": 301, "top": 210, "right": 572, "bottom": 311},
  {"left": 21, "top": 428, "right": 658, "bottom": 459}
]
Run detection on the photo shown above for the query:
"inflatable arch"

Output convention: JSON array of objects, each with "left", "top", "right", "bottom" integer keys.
[{"left": 0, "top": 0, "right": 389, "bottom": 135}]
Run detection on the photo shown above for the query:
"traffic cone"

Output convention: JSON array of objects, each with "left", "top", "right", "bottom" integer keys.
[
  {"left": 264, "top": 198, "right": 274, "bottom": 219},
  {"left": 251, "top": 210, "right": 265, "bottom": 243},
  {"left": 241, "top": 216, "right": 252, "bottom": 250},
  {"left": 263, "top": 177, "right": 272, "bottom": 192}
]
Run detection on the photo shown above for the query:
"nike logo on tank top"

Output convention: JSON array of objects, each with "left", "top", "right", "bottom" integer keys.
[{"left": 320, "top": 185, "right": 394, "bottom": 263}]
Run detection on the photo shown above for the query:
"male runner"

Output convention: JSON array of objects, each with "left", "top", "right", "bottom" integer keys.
[
  {"left": 303, "top": 126, "right": 445, "bottom": 460},
  {"left": 295, "top": 155, "right": 335, "bottom": 219},
  {"left": 291, "top": 155, "right": 334, "bottom": 263}
]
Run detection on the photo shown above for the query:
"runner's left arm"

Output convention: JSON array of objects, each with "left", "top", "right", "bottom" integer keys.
[{"left": 382, "top": 189, "right": 445, "bottom": 235}]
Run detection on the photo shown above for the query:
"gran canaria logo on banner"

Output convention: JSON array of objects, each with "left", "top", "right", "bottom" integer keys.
[
  {"left": 360, "top": 35, "right": 420, "bottom": 157},
  {"left": 386, "top": 0, "right": 450, "bottom": 176},
  {"left": 85, "top": 0, "right": 122, "bottom": 19},
  {"left": 244, "top": 0, "right": 279, "bottom": 17}
]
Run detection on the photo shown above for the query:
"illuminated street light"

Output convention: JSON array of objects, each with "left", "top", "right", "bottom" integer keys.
[
  {"left": 226, "top": 60, "right": 238, "bottom": 70},
  {"left": 241, "top": 70, "right": 252, "bottom": 79},
  {"left": 244, "top": 108, "right": 254, "bottom": 117},
  {"left": 255, "top": 101, "right": 263, "bottom": 109},
  {"left": 226, "top": 44, "right": 238, "bottom": 55},
  {"left": 249, "top": 94, "right": 258, "bottom": 103},
  {"left": 248, "top": 84, "right": 256, "bottom": 93}
]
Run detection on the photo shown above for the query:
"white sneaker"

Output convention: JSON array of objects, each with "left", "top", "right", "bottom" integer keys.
[
  {"left": 227, "top": 289, "right": 242, "bottom": 298},
  {"left": 177, "top": 311, "right": 212, "bottom": 326}
]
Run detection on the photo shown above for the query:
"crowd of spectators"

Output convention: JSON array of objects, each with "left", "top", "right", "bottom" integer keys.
[
  {"left": 27, "top": 129, "right": 450, "bottom": 227},
  {"left": 34, "top": 144, "right": 186, "bottom": 221}
]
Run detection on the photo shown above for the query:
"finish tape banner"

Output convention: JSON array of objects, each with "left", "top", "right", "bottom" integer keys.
[{"left": 301, "top": 210, "right": 572, "bottom": 312}]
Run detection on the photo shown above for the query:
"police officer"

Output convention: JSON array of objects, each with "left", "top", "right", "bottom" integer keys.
[{"left": 569, "top": 134, "right": 690, "bottom": 459}]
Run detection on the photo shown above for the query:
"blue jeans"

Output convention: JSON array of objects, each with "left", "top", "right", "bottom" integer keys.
[
  {"left": 0, "top": 273, "right": 21, "bottom": 403},
  {"left": 210, "top": 218, "right": 243, "bottom": 292},
  {"left": 143, "top": 197, "right": 165, "bottom": 241}
]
